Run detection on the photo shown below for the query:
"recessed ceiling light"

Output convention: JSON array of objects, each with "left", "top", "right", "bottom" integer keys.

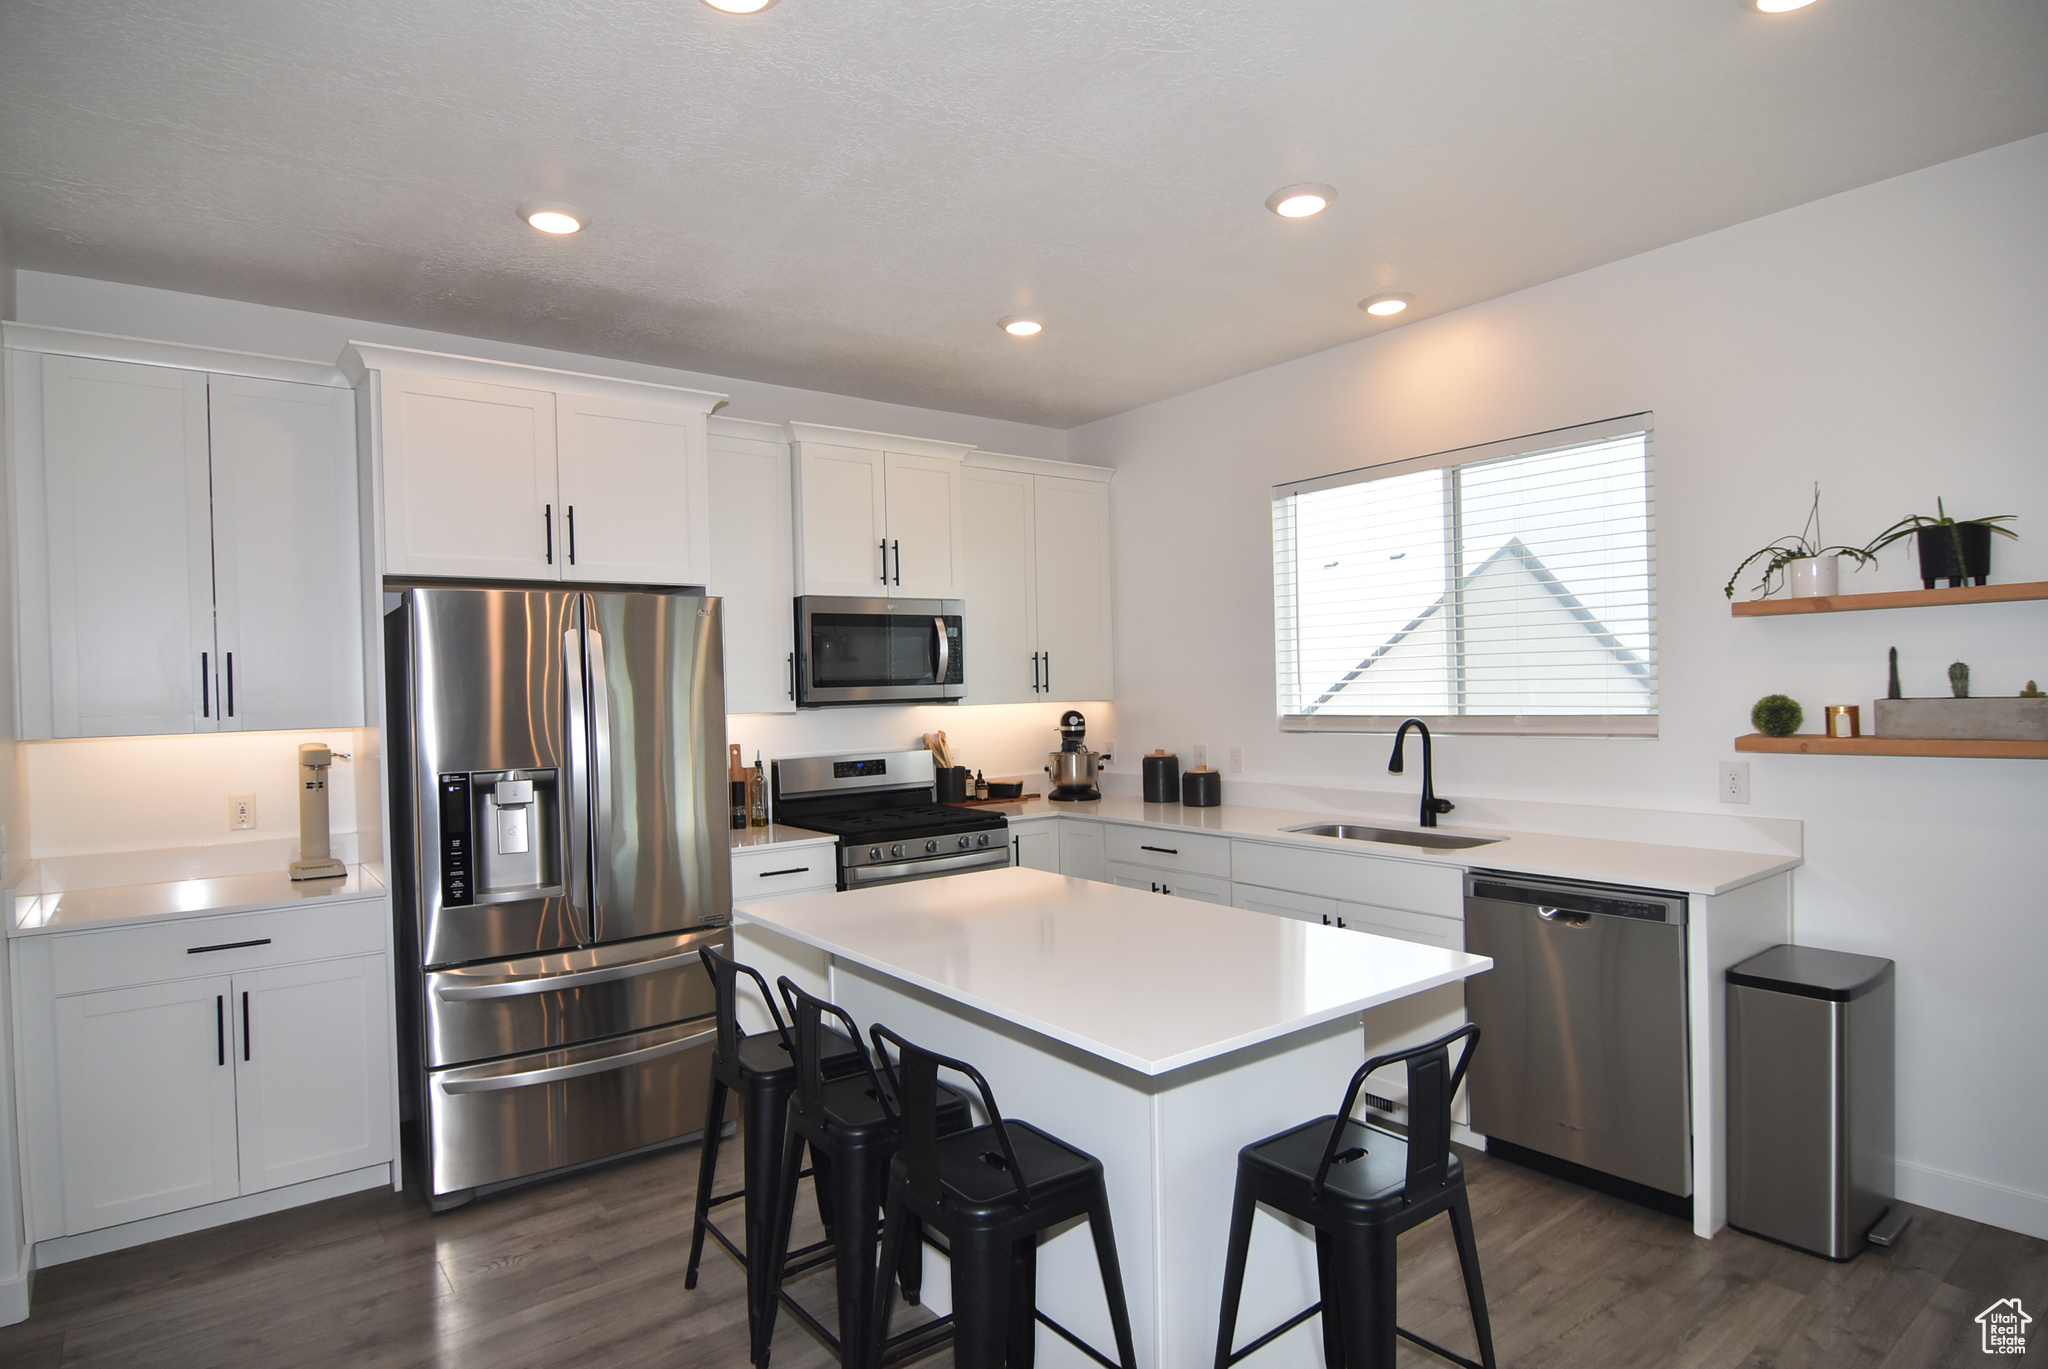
[
  {"left": 518, "top": 202, "right": 586, "bottom": 234},
  {"left": 1359, "top": 293, "right": 1413, "bottom": 317},
  {"left": 702, "top": 0, "right": 780, "bottom": 11},
  {"left": 999, "top": 315, "right": 1044, "bottom": 337},
  {"left": 1265, "top": 184, "right": 1337, "bottom": 219},
  {"left": 1740, "top": 0, "right": 1819, "bottom": 11}
]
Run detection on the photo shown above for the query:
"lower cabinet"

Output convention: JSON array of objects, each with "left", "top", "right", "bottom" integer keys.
[
  {"left": 1107, "top": 862, "right": 1232, "bottom": 905},
  {"left": 1057, "top": 819, "right": 1105, "bottom": 880},
  {"left": 729, "top": 839, "right": 839, "bottom": 1032},
  {"left": 1010, "top": 818, "right": 1059, "bottom": 872},
  {"left": 17, "top": 899, "right": 396, "bottom": 1245}
]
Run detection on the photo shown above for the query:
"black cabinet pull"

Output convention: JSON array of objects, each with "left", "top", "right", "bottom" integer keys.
[
  {"left": 1031, "top": 652, "right": 1041, "bottom": 692},
  {"left": 758, "top": 867, "right": 811, "bottom": 878},
  {"left": 545, "top": 505, "right": 554, "bottom": 564},
  {"left": 890, "top": 539, "right": 901, "bottom": 585},
  {"left": 224, "top": 652, "right": 235, "bottom": 718},
  {"left": 787, "top": 652, "right": 795, "bottom": 700},
  {"left": 1150, "top": 882, "right": 1159, "bottom": 893},
  {"left": 1163, "top": 885, "right": 1173, "bottom": 896},
  {"left": 1043, "top": 652, "right": 1050, "bottom": 694},
  {"left": 879, "top": 540, "right": 889, "bottom": 584},
  {"left": 200, "top": 652, "right": 210, "bottom": 718},
  {"left": 566, "top": 505, "right": 577, "bottom": 565},
  {"left": 242, "top": 991, "right": 251, "bottom": 1061},
  {"left": 1140, "top": 845, "right": 1178, "bottom": 856},
  {"left": 187, "top": 938, "right": 272, "bottom": 955},
  {"left": 216, "top": 995, "right": 226, "bottom": 1066}
]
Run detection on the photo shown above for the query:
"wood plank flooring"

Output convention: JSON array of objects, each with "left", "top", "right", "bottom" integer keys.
[{"left": 1, "top": 1136, "right": 2039, "bottom": 1368}]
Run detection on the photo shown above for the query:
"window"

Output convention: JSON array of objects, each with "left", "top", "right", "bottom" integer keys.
[{"left": 1273, "top": 414, "right": 1656, "bottom": 735}]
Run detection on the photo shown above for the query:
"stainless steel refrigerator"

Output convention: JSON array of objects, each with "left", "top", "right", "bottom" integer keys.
[{"left": 386, "top": 586, "right": 731, "bottom": 1208}]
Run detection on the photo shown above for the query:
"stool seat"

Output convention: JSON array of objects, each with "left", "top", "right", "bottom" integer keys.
[
  {"left": 732, "top": 1024, "right": 866, "bottom": 1084},
  {"left": 927, "top": 1118, "right": 1100, "bottom": 1214},
  {"left": 1242, "top": 1114, "right": 1465, "bottom": 1217}
]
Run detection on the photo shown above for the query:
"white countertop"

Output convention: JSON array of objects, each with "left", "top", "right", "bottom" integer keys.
[
  {"left": 983, "top": 794, "right": 1797, "bottom": 896},
  {"left": 9, "top": 865, "right": 385, "bottom": 937},
  {"left": 729, "top": 823, "right": 837, "bottom": 851},
  {"left": 736, "top": 865, "right": 1492, "bottom": 1076}
]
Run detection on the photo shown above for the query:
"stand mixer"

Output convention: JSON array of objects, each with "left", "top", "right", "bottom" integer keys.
[{"left": 1044, "top": 710, "right": 1111, "bottom": 802}]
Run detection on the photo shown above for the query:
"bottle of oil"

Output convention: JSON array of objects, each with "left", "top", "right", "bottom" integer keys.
[
  {"left": 749, "top": 752, "right": 770, "bottom": 828},
  {"left": 974, "top": 769, "right": 988, "bottom": 801}
]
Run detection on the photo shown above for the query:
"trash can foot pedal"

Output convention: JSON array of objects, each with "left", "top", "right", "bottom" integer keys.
[{"left": 1867, "top": 1206, "right": 1913, "bottom": 1247}]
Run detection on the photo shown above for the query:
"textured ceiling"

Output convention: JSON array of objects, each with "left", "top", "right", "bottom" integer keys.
[{"left": 3, "top": 0, "right": 2045, "bottom": 427}]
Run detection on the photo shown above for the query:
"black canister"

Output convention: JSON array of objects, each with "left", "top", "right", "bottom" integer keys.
[
  {"left": 1141, "top": 750, "right": 1181, "bottom": 803},
  {"left": 934, "top": 766, "right": 971, "bottom": 803},
  {"left": 1181, "top": 766, "right": 1221, "bottom": 807}
]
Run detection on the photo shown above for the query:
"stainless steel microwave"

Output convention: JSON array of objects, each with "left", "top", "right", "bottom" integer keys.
[{"left": 795, "top": 596, "right": 966, "bottom": 707}]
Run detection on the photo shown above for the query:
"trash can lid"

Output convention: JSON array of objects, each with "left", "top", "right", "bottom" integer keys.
[{"left": 1727, "top": 944, "right": 1895, "bottom": 1001}]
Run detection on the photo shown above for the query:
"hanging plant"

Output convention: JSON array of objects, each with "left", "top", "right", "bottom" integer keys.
[{"left": 1723, "top": 484, "right": 1876, "bottom": 599}]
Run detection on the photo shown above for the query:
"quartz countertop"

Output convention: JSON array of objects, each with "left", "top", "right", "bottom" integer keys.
[
  {"left": 9, "top": 864, "right": 385, "bottom": 938},
  {"left": 976, "top": 794, "right": 1796, "bottom": 896},
  {"left": 729, "top": 823, "right": 837, "bottom": 851},
  {"left": 737, "top": 865, "right": 1492, "bottom": 1076}
]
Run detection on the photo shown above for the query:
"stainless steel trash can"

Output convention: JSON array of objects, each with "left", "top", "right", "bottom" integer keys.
[{"left": 1727, "top": 944, "right": 1896, "bottom": 1259}]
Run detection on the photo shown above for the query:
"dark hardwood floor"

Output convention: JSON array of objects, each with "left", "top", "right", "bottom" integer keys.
[{"left": 1, "top": 1136, "right": 2039, "bottom": 1368}]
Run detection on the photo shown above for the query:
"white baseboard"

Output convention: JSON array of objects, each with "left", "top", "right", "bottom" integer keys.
[
  {"left": 0, "top": 1243, "right": 30, "bottom": 1327},
  {"left": 1897, "top": 1160, "right": 2048, "bottom": 1241},
  {"left": 32, "top": 1163, "right": 391, "bottom": 1270}
]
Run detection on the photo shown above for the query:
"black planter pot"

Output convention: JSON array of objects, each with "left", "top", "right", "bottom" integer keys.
[{"left": 1916, "top": 523, "right": 1993, "bottom": 588}]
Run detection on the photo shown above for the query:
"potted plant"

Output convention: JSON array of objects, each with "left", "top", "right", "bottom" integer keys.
[
  {"left": 1724, "top": 485, "right": 1875, "bottom": 600},
  {"left": 1859, "top": 499, "right": 2018, "bottom": 588}
]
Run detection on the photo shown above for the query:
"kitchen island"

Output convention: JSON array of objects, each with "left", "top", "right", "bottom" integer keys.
[{"left": 736, "top": 865, "right": 1493, "bottom": 1368}]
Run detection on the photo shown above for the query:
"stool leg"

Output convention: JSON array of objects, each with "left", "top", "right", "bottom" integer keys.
[
  {"left": 949, "top": 1229, "right": 1013, "bottom": 1369},
  {"left": 867, "top": 1201, "right": 909, "bottom": 1369},
  {"left": 1447, "top": 1191, "right": 1499, "bottom": 1369},
  {"left": 742, "top": 1079, "right": 793, "bottom": 1367},
  {"left": 829, "top": 1140, "right": 890, "bottom": 1364},
  {"left": 1333, "top": 1226, "right": 1398, "bottom": 1369},
  {"left": 1084, "top": 1184, "right": 1139, "bottom": 1369},
  {"left": 684, "top": 1077, "right": 727, "bottom": 1291},
  {"left": 1007, "top": 1234, "right": 1038, "bottom": 1367},
  {"left": 1315, "top": 1228, "right": 1346, "bottom": 1369},
  {"left": 757, "top": 1126, "right": 810, "bottom": 1368},
  {"left": 812, "top": 1148, "right": 838, "bottom": 1240},
  {"left": 1213, "top": 1178, "right": 1257, "bottom": 1369},
  {"left": 897, "top": 1214, "right": 927, "bottom": 1306}
]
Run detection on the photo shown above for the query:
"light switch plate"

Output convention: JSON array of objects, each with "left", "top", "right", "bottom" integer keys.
[{"left": 1718, "top": 762, "right": 1750, "bottom": 805}]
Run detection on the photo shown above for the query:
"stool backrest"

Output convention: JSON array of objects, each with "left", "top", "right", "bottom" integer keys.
[
  {"left": 1314, "top": 1023, "right": 1479, "bottom": 1205},
  {"left": 775, "top": 976, "right": 890, "bottom": 1116},
  {"left": 698, "top": 943, "right": 792, "bottom": 1061},
  {"left": 870, "top": 1023, "right": 1031, "bottom": 1208}
]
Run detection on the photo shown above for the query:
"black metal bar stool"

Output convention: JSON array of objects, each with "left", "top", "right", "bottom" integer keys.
[
  {"left": 759, "top": 979, "right": 975, "bottom": 1366},
  {"left": 867, "top": 1024, "right": 1139, "bottom": 1369},
  {"left": 1214, "top": 1024, "right": 1496, "bottom": 1369},
  {"left": 685, "top": 945, "right": 867, "bottom": 1367}
]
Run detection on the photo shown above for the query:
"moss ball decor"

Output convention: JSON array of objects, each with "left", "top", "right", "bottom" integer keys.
[{"left": 1751, "top": 694, "right": 1804, "bottom": 737}]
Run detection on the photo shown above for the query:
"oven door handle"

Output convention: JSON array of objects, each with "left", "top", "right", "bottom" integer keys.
[
  {"left": 845, "top": 846, "right": 1009, "bottom": 886},
  {"left": 932, "top": 617, "right": 950, "bottom": 686},
  {"left": 435, "top": 1027, "right": 715, "bottom": 1094}
]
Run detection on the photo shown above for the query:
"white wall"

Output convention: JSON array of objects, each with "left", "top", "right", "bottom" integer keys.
[{"left": 1072, "top": 133, "right": 2048, "bottom": 1238}]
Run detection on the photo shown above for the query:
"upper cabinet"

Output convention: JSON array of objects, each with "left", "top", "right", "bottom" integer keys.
[
  {"left": 8, "top": 332, "right": 365, "bottom": 739},
  {"left": 961, "top": 453, "right": 1114, "bottom": 704},
  {"left": 707, "top": 417, "right": 796, "bottom": 715},
  {"left": 342, "top": 345, "right": 726, "bottom": 587},
  {"left": 787, "top": 424, "right": 971, "bottom": 599}
]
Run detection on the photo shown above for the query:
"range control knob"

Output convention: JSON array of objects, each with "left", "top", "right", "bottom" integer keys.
[
  {"left": 868, "top": 847, "right": 882, "bottom": 861},
  {"left": 957, "top": 835, "right": 971, "bottom": 849},
  {"left": 976, "top": 833, "right": 990, "bottom": 847},
  {"left": 925, "top": 839, "right": 939, "bottom": 854},
  {"left": 890, "top": 844, "right": 905, "bottom": 859}
]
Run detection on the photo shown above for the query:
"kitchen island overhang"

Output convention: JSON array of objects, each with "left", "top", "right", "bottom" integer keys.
[{"left": 736, "top": 866, "right": 1493, "bottom": 1367}]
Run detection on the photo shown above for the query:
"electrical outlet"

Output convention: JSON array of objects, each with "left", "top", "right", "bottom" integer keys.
[
  {"left": 1229, "top": 746, "right": 1243, "bottom": 774},
  {"left": 1193, "top": 744, "right": 1209, "bottom": 769},
  {"left": 1718, "top": 762, "right": 1750, "bottom": 805},
  {"left": 229, "top": 794, "right": 257, "bottom": 830}
]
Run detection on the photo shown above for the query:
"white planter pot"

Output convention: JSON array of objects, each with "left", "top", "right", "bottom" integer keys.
[{"left": 1786, "top": 555, "right": 1840, "bottom": 598}]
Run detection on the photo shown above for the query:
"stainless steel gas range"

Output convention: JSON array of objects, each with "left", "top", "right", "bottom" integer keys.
[{"left": 770, "top": 749, "right": 1010, "bottom": 888}]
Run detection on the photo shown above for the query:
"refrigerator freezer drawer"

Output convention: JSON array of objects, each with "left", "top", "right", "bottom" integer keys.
[
  {"left": 426, "top": 1018, "right": 716, "bottom": 1195},
  {"left": 424, "top": 927, "right": 725, "bottom": 1068}
]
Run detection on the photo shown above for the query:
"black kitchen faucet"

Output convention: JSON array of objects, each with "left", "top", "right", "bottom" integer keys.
[{"left": 1388, "top": 719, "right": 1456, "bottom": 828}]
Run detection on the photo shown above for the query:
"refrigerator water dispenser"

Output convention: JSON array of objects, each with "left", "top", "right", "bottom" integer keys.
[{"left": 438, "top": 770, "right": 563, "bottom": 904}]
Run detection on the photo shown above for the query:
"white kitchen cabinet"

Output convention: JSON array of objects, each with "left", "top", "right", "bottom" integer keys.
[
  {"left": 1008, "top": 817, "right": 1060, "bottom": 872},
  {"left": 708, "top": 417, "right": 797, "bottom": 714},
  {"left": 787, "top": 424, "right": 972, "bottom": 598},
  {"left": 1106, "top": 861, "right": 1232, "bottom": 905},
  {"left": 729, "top": 837, "right": 840, "bottom": 1034},
  {"left": 1232, "top": 883, "right": 1335, "bottom": 925},
  {"left": 344, "top": 344, "right": 725, "bottom": 587},
  {"left": 233, "top": 955, "right": 392, "bottom": 1193},
  {"left": 1057, "top": 819, "right": 1106, "bottom": 881},
  {"left": 11, "top": 345, "right": 363, "bottom": 738},
  {"left": 960, "top": 455, "right": 1115, "bottom": 704}
]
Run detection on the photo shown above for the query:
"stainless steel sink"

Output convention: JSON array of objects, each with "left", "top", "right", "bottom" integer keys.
[{"left": 1283, "top": 822, "right": 1501, "bottom": 851}]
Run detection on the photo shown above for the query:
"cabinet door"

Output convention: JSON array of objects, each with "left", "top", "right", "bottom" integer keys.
[
  {"left": 557, "top": 393, "right": 711, "bottom": 586},
  {"left": 1031, "top": 476, "right": 1113, "bottom": 702},
  {"left": 53, "top": 976, "right": 239, "bottom": 1233},
  {"left": 961, "top": 467, "right": 1038, "bottom": 703},
  {"left": 882, "top": 451, "right": 964, "bottom": 598},
  {"left": 35, "top": 356, "right": 216, "bottom": 737},
  {"left": 708, "top": 429, "right": 797, "bottom": 713},
  {"left": 379, "top": 371, "right": 558, "bottom": 580},
  {"left": 794, "top": 442, "right": 889, "bottom": 595},
  {"left": 1057, "top": 820, "right": 1106, "bottom": 881},
  {"left": 1233, "top": 883, "right": 1336, "bottom": 925},
  {"left": 1011, "top": 822, "right": 1058, "bottom": 872},
  {"left": 234, "top": 956, "right": 394, "bottom": 1194},
  {"left": 208, "top": 376, "right": 365, "bottom": 731}
]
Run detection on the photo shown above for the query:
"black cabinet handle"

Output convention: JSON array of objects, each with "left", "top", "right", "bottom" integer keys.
[
  {"left": 758, "top": 867, "right": 811, "bottom": 878},
  {"left": 1150, "top": 882, "right": 1159, "bottom": 893},
  {"left": 545, "top": 505, "right": 554, "bottom": 564},
  {"left": 787, "top": 652, "right": 795, "bottom": 701},
  {"left": 242, "top": 991, "right": 251, "bottom": 1061},
  {"left": 200, "top": 652, "right": 210, "bottom": 718},
  {"left": 224, "top": 652, "right": 235, "bottom": 718},
  {"left": 216, "top": 995, "right": 226, "bottom": 1066},
  {"left": 187, "top": 938, "right": 271, "bottom": 955},
  {"left": 1013, "top": 836, "right": 1021, "bottom": 862},
  {"left": 1030, "top": 652, "right": 1040, "bottom": 692},
  {"left": 1140, "top": 845, "right": 1178, "bottom": 856},
  {"left": 891, "top": 539, "right": 901, "bottom": 585},
  {"left": 566, "top": 506, "right": 577, "bottom": 565},
  {"left": 1043, "top": 652, "right": 1050, "bottom": 694},
  {"left": 879, "top": 540, "right": 889, "bottom": 584},
  {"left": 1162, "top": 884, "right": 1174, "bottom": 896}
]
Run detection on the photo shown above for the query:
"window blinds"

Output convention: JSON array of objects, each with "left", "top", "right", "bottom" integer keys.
[{"left": 1274, "top": 415, "right": 1656, "bottom": 736}]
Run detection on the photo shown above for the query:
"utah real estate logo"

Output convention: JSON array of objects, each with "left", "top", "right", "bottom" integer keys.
[{"left": 1978, "top": 1298, "right": 2030, "bottom": 1355}]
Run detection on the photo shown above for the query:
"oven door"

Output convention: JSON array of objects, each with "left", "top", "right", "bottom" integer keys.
[
  {"left": 797, "top": 596, "right": 966, "bottom": 706},
  {"left": 842, "top": 843, "right": 1012, "bottom": 889}
]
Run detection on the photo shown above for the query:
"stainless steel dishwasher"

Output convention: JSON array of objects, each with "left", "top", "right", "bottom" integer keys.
[{"left": 1463, "top": 871, "right": 1692, "bottom": 1203}]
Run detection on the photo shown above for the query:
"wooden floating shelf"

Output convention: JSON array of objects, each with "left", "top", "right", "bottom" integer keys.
[
  {"left": 1730, "top": 581, "right": 2048, "bottom": 616},
  {"left": 1735, "top": 733, "right": 2048, "bottom": 759}
]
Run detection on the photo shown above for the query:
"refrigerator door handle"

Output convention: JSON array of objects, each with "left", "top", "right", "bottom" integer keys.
[
  {"left": 562, "top": 619, "right": 593, "bottom": 937},
  {"left": 434, "top": 953, "right": 684, "bottom": 1001},
  {"left": 437, "top": 1026, "right": 715, "bottom": 1093},
  {"left": 585, "top": 608, "right": 615, "bottom": 921}
]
